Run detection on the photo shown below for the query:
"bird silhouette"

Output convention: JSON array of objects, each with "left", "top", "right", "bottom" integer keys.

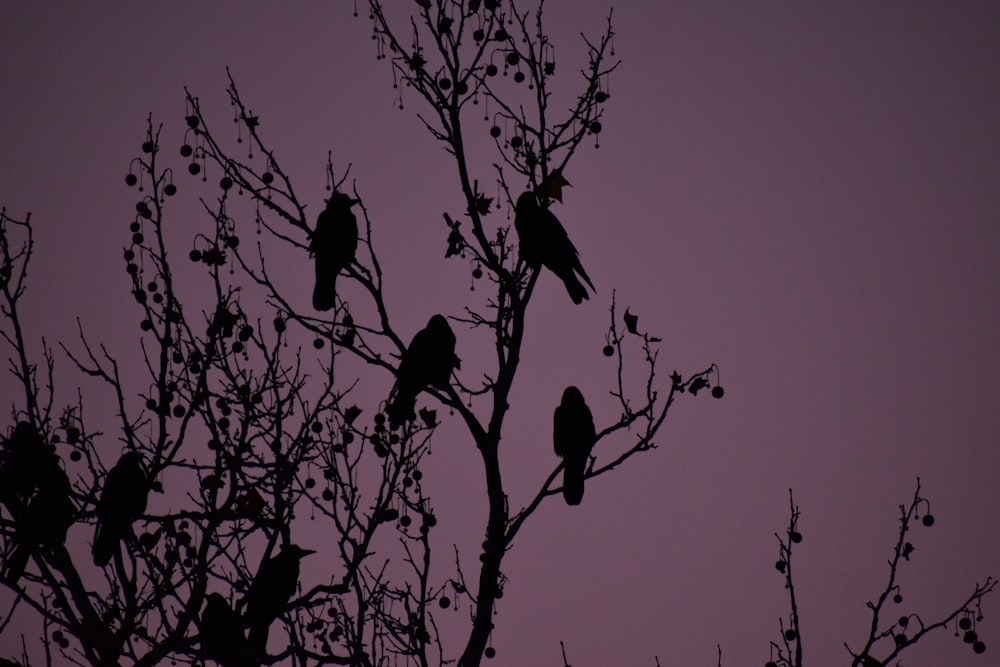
[
  {"left": 242, "top": 544, "right": 315, "bottom": 655},
  {"left": 553, "top": 386, "right": 596, "bottom": 506},
  {"left": 93, "top": 451, "right": 149, "bottom": 567},
  {"left": 386, "top": 315, "right": 459, "bottom": 429},
  {"left": 310, "top": 192, "right": 359, "bottom": 311},
  {"left": 514, "top": 191, "right": 595, "bottom": 304},
  {"left": 0, "top": 421, "right": 54, "bottom": 512},
  {"left": 3, "top": 454, "right": 75, "bottom": 582},
  {"left": 200, "top": 593, "right": 253, "bottom": 667}
]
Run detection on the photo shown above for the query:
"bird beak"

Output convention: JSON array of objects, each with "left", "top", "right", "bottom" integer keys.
[{"left": 300, "top": 549, "right": 316, "bottom": 557}]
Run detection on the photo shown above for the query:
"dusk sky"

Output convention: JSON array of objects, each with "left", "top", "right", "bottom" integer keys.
[{"left": 2, "top": 2, "right": 999, "bottom": 665}]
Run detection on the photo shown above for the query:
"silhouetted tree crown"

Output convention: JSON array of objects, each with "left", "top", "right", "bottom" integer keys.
[{"left": 0, "top": 2, "right": 991, "bottom": 667}]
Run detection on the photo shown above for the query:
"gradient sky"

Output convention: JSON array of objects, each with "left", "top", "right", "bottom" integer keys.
[{"left": 1, "top": 2, "right": 999, "bottom": 665}]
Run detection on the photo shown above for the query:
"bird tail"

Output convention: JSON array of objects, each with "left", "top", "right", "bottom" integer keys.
[
  {"left": 247, "top": 622, "right": 270, "bottom": 660},
  {"left": 92, "top": 524, "right": 116, "bottom": 567},
  {"left": 562, "top": 275, "right": 589, "bottom": 305},
  {"left": 576, "top": 264, "right": 596, "bottom": 293},
  {"left": 312, "top": 275, "right": 337, "bottom": 312},
  {"left": 2, "top": 543, "right": 30, "bottom": 583},
  {"left": 562, "top": 459, "right": 586, "bottom": 505}
]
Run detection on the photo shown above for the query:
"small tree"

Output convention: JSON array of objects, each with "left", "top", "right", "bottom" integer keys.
[{"left": 760, "top": 480, "right": 994, "bottom": 667}]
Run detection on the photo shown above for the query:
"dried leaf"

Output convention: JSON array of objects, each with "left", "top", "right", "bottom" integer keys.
[
  {"left": 623, "top": 308, "right": 639, "bottom": 334},
  {"left": 419, "top": 408, "right": 437, "bottom": 428},
  {"left": 542, "top": 169, "right": 571, "bottom": 202},
  {"left": 344, "top": 405, "right": 362, "bottom": 425},
  {"left": 236, "top": 489, "right": 266, "bottom": 518}
]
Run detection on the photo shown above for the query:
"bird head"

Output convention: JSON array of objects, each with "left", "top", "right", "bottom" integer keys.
[
  {"left": 427, "top": 314, "right": 450, "bottom": 332},
  {"left": 561, "top": 386, "right": 585, "bottom": 406},
  {"left": 327, "top": 192, "right": 359, "bottom": 210},
  {"left": 119, "top": 450, "right": 146, "bottom": 468},
  {"left": 282, "top": 544, "right": 316, "bottom": 560},
  {"left": 516, "top": 191, "right": 539, "bottom": 213},
  {"left": 204, "top": 592, "right": 228, "bottom": 610},
  {"left": 6, "top": 421, "right": 42, "bottom": 449}
]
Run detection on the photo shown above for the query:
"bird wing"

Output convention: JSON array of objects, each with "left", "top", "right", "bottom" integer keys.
[
  {"left": 553, "top": 403, "right": 571, "bottom": 458},
  {"left": 540, "top": 208, "right": 595, "bottom": 291},
  {"left": 554, "top": 392, "right": 596, "bottom": 458},
  {"left": 309, "top": 209, "right": 334, "bottom": 256}
]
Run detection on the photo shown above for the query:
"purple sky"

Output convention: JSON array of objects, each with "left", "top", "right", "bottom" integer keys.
[{"left": 2, "top": 2, "right": 999, "bottom": 665}]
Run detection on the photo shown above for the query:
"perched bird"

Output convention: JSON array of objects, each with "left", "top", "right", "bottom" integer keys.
[
  {"left": 514, "top": 191, "right": 595, "bottom": 304},
  {"left": 200, "top": 593, "right": 253, "bottom": 667},
  {"left": 553, "top": 386, "right": 596, "bottom": 506},
  {"left": 310, "top": 192, "right": 359, "bottom": 311},
  {"left": 3, "top": 457, "right": 75, "bottom": 582},
  {"left": 0, "top": 421, "right": 53, "bottom": 511},
  {"left": 92, "top": 451, "right": 149, "bottom": 567},
  {"left": 242, "top": 544, "right": 315, "bottom": 655},
  {"left": 386, "top": 315, "right": 459, "bottom": 429}
]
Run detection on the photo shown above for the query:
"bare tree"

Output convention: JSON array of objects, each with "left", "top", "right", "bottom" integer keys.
[
  {"left": 3, "top": 3, "right": 996, "bottom": 667},
  {"left": 0, "top": 2, "right": 722, "bottom": 666}
]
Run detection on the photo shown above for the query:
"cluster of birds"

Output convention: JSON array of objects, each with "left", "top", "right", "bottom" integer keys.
[
  {"left": 0, "top": 187, "right": 597, "bottom": 665},
  {"left": 0, "top": 422, "right": 149, "bottom": 582},
  {"left": 200, "top": 544, "right": 314, "bottom": 666},
  {"left": 309, "top": 189, "right": 594, "bottom": 309},
  {"left": 0, "top": 422, "right": 75, "bottom": 581},
  {"left": 309, "top": 188, "right": 597, "bottom": 505},
  {"left": 0, "top": 422, "right": 316, "bottom": 665}
]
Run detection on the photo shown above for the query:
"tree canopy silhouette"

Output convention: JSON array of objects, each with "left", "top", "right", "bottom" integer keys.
[{"left": 0, "top": 2, "right": 993, "bottom": 667}]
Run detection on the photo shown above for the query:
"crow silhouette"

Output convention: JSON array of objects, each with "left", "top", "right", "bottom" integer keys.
[
  {"left": 242, "top": 544, "right": 314, "bottom": 655},
  {"left": 0, "top": 421, "right": 54, "bottom": 512},
  {"left": 553, "top": 386, "right": 596, "bottom": 505},
  {"left": 200, "top": 593, "right": 253, "bottom": 667},
  {"left": 3, "top": 455, "right": 75, "bottom": 582},
  {"left": 310, "top": 192, "right": 359, "bottom": 311},
  {"left": 514, "top": 191, "right": 595, "bottom": 304},
  {"left": 386, "top": 315, "right": 459, "bottom": 429},
  {"left": 93, "top": 451, "right": 149, "bottom": 567}
]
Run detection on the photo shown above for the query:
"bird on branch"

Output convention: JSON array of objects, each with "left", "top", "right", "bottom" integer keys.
[
  {"left": 92, "top": 450, "right": 149, "bottom": 567},
  {"left": 310, "top": 192, "right": 359, "bottom": 311},
  {"left": 0, "top": 421, "right": 55, "bottom": 512},
  {"left": 3, "top": 452, "right": 75, "bottom": 582},
  {"left": 386, "top": 314, "right": 460, "bottom": 429},
  {"left": 514, "top": 191, "right": 595, "bottom": 304},
  {"left": 200, "top": 593, "right": 253, "bottom": 667},
  {"left": 242, "top": 544, "right": 315, "bottom": 656},
  {"left": 553, "top": 386, "right": 596, "bottom": 505}
]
